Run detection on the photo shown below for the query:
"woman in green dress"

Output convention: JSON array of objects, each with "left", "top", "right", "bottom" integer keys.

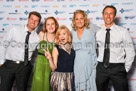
[{"left": 31, "top": 17, "right": 59, "bottom": 91}]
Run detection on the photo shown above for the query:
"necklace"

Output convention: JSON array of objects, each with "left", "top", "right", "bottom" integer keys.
[
  {"left": 61, "top": 43, "right": 71, "bottom": 54},
  {"left": 46, "top": 33, "right": 55, "bottom": 43}
]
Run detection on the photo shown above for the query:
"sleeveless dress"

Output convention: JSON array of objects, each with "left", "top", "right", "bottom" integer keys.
[
  {"left": 32, "top": 33, "right": 55, "bottom": 91},
  {"left": 50, "top": 45, "right": 75, "bottom": 91},
  {"left": 71, "top": 28, "right": 97, "bottom": 91}
]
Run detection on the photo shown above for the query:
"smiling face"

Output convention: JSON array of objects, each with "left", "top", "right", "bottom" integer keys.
[
  {"left": 103, "top": 7, "right": 116, "bottom": 28},
  {"left": 46, "top": 19, "right": 56, "bottom": 33},
  {"left": 27, "top": 15, "right": 40, "bottom": 32},
  {"left": 75, "top": 13, "right": 85, "bottom": 30},
  {"left": 59, "top": 29, "right": 68, "bottom": 45}
]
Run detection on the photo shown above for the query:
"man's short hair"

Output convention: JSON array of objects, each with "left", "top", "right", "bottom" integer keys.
[
  {"left": 28, "top": 11, "right": 42, "bottom": 22},
  {"left": 102, "top": 5, "right": 117, "bottom": 16}
]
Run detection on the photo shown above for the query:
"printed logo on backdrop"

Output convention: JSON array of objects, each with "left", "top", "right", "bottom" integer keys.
[
  {"left": 0, "top": 17, "right": 3, "bottom": 21},
  {"left": 88, "top": 17, "right": 93, "bottom": 20},
  {"left": 19, "top": 0, "right": 29, "bottom": 2},
  {"left": 127, "top": 28, "right": 130, "bottom": 31},
  {"left": 7, "top": 17, "right": 17, "bottom": 21},
  {"left": 56, "top": 17, "right": 67, "bottom": 21},
  {"left": 54, "top": 10, "right": 66, "bottom": 15},
  {"left": 123, "top": 27, "right": 133, "bottom": 34},
  {"left": 127, "top": 28, "right": 135, "bottom": 33},
  {"left": 0, "top": 28, "right": 4, "bottom": 32},
  {"left": 111, "top": 3, "right": 118, "bottom": 6},
  {"left": 119, "top": 23, "right": 127, "bottom": 26},
  {"left": 80, "top": 5, "right": 89, "bottom": 7},
  {"left": 57, "top": 0, "right": 65, "bottom": 2},
  {"left": 122, "top": 2, "right": 133, "bottom": 5},
  {"left": 9, "top": 10, "right": 21, "bottom": 15},
  {"left": 24, "top": 5, "right": 29, "bottom": 8},
  {"left": 31, "top": 5, "right": 38, "bottom": 8},
  {"left": 3, "top": 24, "right": 9, "bottom": 27},
  {"left": 69, "top": 0, "right": 79, "bottom": 1},
  {"left": 53, "top": 5, "right": 59, "bottom": 8},
  {"left": 19, "top": 17, "right": 27, "bottom": 21},
  {"left": 62, "top": 5, "right": 67, "bottom": 8},
  {"left": 44, "top": 0, "right": 54, "bottom": 2},
  {"left": 12, "top": 24, "right": 21, "bottom": 26},
  {"left": 6, "top": 0, "right": 14, "bottom": 2},
  {"left": 0, "top": 11, "right": 5, "bottom": 14},
  {"left": 31, "top": 0, "right": 40, "bottom": 2},
  {"left": 83, "top": 0, "right": 91, "bottom": 1},
  {"left": 69, "top": 18, "right": 72, "bottom": 21},
  {"left": 120, "top": 8, "right": 133, "bottom": 13},
  {"left": 124, "top": 16, "right": 136, "bottom": 20},
  {"left": 40, "top": 10, "right": 51, "bottom": 15},
  {"left": 69, "top": 5, "right": 76, "bottom": 8},
  {"left": 92, "top": 4, "right": 99, "bottom": 7},
  {"left": 96, "top": 17, "right": 103, "bottom": 21},
  {"left": 0, "top": 24, "right": 9, "bottom": 34},
  {"left": 86, "top": 10, "right": 97, "bottom": 15},
  {"left": 3, "top": 5, "right": 12, "bottom": 8},
  {"left": 41, "top": 5, "right": 50, "bottom": 8},
  {"left": 131, "top": 23, "right": 136, "bottom": 26},
  {"left": 132, "top": 37, "right": 136, "bottom": 39},
  {"left": 15, "top": 5, "right": 21, "bottom": 8},
  {"left": 24, "top": 10, "right": 29, "bottom": 15},
  {"left": 68, "top": 12, "right": 73, "bottom": 14}
]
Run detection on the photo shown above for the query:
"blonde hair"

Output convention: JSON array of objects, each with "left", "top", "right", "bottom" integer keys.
[
  {"left": 71, "top": 10, "right": 90, "bottom": 31},
  {"left": 56, "top": 25, "right": 72, "bottom": 45},
  {"left": 42, "top": 17, "right": 59, "bottom": 33}
]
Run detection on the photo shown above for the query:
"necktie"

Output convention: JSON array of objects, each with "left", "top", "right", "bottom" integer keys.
[
  {"left": 103, "top": 29, "right": 110, "bottom": 68},
  {"left": 24, "top": 31, "right": 31, "bottom": 65}
]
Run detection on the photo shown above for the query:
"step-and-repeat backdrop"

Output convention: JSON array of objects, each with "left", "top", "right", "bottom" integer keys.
[{"left": 0, "top": 0, "right": 136, "bottom": 91}]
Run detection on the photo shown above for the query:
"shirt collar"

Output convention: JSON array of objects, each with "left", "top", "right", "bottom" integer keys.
[
  {"left": 103, "top": 23, "right": 115, "bottom": 31},
  {"left": 24, "top": 25, "right": 36, "bottom": 34}
]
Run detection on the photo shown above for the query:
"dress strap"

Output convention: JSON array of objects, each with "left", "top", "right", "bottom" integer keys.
[
  {"left": 55, "top": 45, "right": 59, "bottom": 49},
  {"left": 43, "top": 33, "right": 45, "bottom": 40},
  {"left": 55, "top": 45, "right": 60, "bottom": 53}
]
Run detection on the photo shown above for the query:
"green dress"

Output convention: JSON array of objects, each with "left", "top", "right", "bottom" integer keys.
[{"left": 32, "top": 33, "right": 55, "bottom": 91}]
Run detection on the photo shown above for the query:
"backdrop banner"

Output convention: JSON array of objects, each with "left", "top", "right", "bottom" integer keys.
[{"left": 0, "top": 0, "right": 136, "bottom": 91}]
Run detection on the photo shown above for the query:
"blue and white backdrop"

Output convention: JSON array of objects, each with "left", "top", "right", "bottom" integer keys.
[{"left": 0, "top": 0, "right": 136, "bottom": 91}]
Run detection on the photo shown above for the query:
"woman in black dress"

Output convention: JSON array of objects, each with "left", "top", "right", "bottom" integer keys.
[{"left": 45, "top": 25, "right": 75, "bottom": 91}]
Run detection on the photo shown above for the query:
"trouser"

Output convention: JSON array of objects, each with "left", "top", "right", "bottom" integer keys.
[
  {"left": 0, "top": 60, "right": 32, "bottom": 91},
  {"left": 96, "top": 62, "right": 129, "bottom": 91}
]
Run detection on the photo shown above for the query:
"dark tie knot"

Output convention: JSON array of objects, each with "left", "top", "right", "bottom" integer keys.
[
  {"left": 106, "top": 29, "right": 110, "bottom": 31},
  {"left": 27, "top": 31, "right": 31, "bottom": 35}
]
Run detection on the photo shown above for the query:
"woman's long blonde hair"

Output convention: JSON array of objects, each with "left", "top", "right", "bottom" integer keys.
[{"left": 71, "top": 10, "right": 90, "bottom": 31}]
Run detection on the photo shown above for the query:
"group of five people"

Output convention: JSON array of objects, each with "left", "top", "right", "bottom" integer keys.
[{"left": 0, "top": 5, "right": 135, "bottom": 91}]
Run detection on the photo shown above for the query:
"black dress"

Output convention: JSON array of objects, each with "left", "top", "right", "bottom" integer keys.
[{"left": 50, "top": 45, "right": 75, "bottom": 91}]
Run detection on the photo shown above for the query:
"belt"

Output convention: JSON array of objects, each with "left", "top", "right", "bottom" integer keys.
[
  {"left": 6, "top": 59, "right": 24, "bottom": 64},
  {"left": 98, "top": 62, "right": 124, "bottom": 67},
  {"left": 38, "top": 52, "right": 45, "bottom": 56}
]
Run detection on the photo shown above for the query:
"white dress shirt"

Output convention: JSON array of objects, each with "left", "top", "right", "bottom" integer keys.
[
  {"left": 0, "top": 25, "right": 40, "bottom": 64},
  {"left": 96, "top": 24, "right": 135, "bottom": 72}
]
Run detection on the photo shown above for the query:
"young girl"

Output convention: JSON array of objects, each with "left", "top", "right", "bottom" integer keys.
[
  {"left": 45, "top": 25, "right": 75, "bottom": 91},
  {"left": 31, "top": 17, "right": 59, "bottom": 91}
]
